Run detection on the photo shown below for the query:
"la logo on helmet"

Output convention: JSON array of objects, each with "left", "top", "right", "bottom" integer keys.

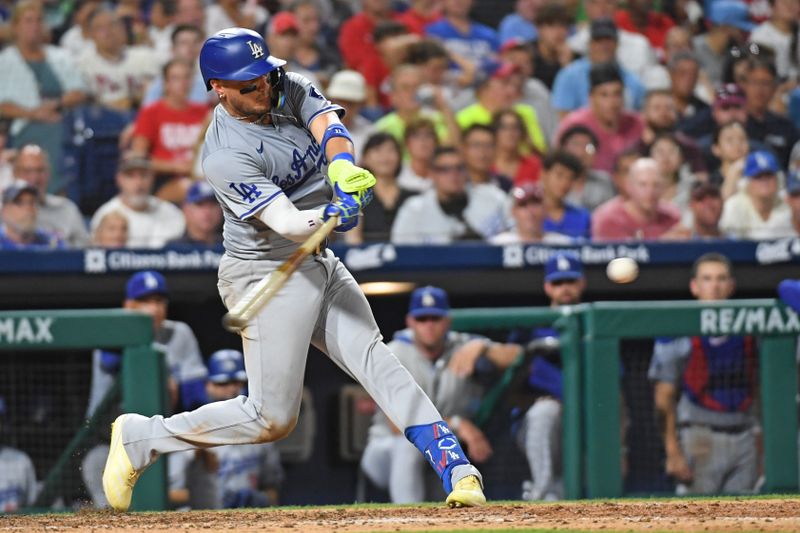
[{"left": 247, "top": 40, "right": 264, "bottom": 59}]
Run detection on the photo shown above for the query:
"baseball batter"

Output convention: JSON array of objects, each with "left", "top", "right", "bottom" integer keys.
[
  {"left": 103, "top": 27, "right": 485, "bottom": 511},
  {"left": 649, "top": 253, "right": 759, "bottom": 494}
]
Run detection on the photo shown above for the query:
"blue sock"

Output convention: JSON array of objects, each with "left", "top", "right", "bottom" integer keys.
[{"left": 404, "top": 420, "right": 469, "bottom": 493}]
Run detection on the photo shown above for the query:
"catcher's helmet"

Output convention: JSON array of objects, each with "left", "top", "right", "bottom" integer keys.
[{"left": 199, "top": 27, "right": 286, "bottom": 90}]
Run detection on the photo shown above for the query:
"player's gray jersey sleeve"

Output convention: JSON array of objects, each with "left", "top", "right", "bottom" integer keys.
[
  {"left": 203, "top": 148, "right": 284, "bottom": 221},
  {"left": 282, "top": 72, "right": 344, "bottom": 129},
  {"left": 648, "top": 337, "right": 691, "bottom": 384}
]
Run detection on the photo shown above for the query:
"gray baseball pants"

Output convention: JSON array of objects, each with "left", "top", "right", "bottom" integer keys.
[
  {"left": 121, "top": 251, "right": 478, "bottom": 487},
  {"left": 677, "top": 424, "right": 758, "bottom": 494}
]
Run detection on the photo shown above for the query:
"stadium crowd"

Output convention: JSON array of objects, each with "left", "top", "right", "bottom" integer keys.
[{"left": 0, "top": 0, "right": 798, "bottom": 249}]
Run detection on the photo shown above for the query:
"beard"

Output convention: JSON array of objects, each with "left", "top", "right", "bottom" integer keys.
[{"left": 125, "top": 193, "right": 149, "bottom": 210}]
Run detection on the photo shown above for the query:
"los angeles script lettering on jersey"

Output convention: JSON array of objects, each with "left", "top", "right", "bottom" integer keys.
[{"left": 270, "top": 137, "right": 326, "bottom": 189}]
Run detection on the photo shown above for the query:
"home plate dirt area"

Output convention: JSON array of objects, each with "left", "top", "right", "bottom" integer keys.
[{"left": 2, "top": 497, "right": 799, "bottom": 532}]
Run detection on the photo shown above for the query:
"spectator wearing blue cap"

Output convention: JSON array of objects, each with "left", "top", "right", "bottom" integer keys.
[
  {"left": 0, "top": 180, "right": 63, "bottom": 250},
  {"left": 82, "top": 270, "right": 208, "bottom": 508},
  {"left": 360, "top": 285, "right": 519, "bottom": 503},
  {"left": 720, "top": 150, "right": 794, "bottom": 239},
  {"left": 691, "top": 0, "right": 753, "bottom": 86},
  {"left": 167, "top": 181, "right": 222, "bottom": 246}
]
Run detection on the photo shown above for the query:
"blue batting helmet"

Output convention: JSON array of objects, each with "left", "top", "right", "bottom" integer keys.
[
  {"left": 207, "top": 349, "right": 247, "bottom": 383},
  {"left": 199, "top": 27, "right": 286, "bottom": 90}
]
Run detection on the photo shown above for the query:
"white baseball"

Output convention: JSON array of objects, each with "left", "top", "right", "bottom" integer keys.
[{"left": 606, "top": 257, "right": 639, "bottom": 284}]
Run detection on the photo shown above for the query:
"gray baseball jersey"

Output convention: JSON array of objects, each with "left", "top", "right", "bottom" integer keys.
[
  {"left": 86, "top": 319, "right": 207, "bottom": 418},
  {"left": 120, "top": 72, "right": 482, "bottom": 498},
  {"left": 201, "top": 72, "right": 342, "bottom": 260},
  {"left": 0, "top": 446, "right": 37, "bottom": 512}
]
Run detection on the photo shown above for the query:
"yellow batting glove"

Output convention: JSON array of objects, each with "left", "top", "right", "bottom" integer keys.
[{"left": 328, "top": 159, "right": 376, "bottom": 194}]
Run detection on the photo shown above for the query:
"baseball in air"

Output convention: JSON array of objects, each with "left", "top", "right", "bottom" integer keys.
[{"left": 606, "top": 257, "right": 639, "bottom": 284}]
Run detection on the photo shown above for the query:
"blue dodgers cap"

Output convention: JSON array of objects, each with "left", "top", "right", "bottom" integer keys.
[
  {"left": 126, "top": 270, "right": 168, "bottom": 300},
  {"left": 207, "top": 349, "right": 247, "bottom": 383},
  {"left": 408, "top": 286, "right": 450, "bottom": 318},
  {"left": 185, "top": 181, "right": 216, "bottom": 204},
  {"left": 708, "top": 0, "right": 755, "bottom": 31},
  {"left": 544, "top": 253, "right": 583, "bottom": 282},
  {"left": 743, "top": 150, "right": 779, "bottom": 178}
]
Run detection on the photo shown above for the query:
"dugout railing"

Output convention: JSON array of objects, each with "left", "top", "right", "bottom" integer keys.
[
  {"left": 451, "top": 299, "right": 800, "bottom": 500},
  {"left": 0, "top": 309, "right": 167, "bottom": 511}
]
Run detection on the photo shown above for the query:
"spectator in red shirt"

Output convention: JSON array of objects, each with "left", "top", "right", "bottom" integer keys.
[
  {"left": 614, "top": 0, "right": 675, "bottom": 52},
  {"left": 592, "top": 157, "right": 681, "bottom": 241},
  {"left": 338, "top": 0, "right": 396, "bottom": 71},
  {"left": 131, "top": 59, "right": 209, "bottom": 202},
  {"left": 556, "top": 62, "right": 644, "bottom": 173},
  {"left": 361, "top": 21, "right": 418, "bottom": 110},
  {"left": 396, "top": 0, "right": 442, "bottom": 35},
  {"left": 492, "top": 108, "right": 542, "bottom": 188}
]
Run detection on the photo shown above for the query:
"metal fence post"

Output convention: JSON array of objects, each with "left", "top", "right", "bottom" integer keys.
[
  {"left": 123, "top": 344, "right": 168, "bottom": 511},
  {"left": 759, "top": 336, "right": 799, "bottom": 492}
]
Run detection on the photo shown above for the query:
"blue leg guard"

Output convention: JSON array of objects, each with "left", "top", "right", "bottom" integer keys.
[{"left": 404, "top": 420, "right": 469, "bottom": 493}]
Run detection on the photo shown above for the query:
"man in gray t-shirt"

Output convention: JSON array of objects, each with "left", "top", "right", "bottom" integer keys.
[{"left": 103, "top": 28, "right": 486, "bottom": 511}]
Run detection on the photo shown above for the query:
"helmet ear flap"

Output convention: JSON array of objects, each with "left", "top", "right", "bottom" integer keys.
[{"left": 269, "top": 67, "right": 286, "bottom": 108}]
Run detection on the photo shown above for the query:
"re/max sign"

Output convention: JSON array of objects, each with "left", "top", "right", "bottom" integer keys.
[
  {"left": 700, "top": 307, "right": 800, "bottom": 335},
  {"left": 0, "top": 318, "right": 54, "bottom": 344}
]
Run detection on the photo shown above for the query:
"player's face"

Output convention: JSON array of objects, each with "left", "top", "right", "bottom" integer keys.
[
  {"left": 206, "top": 380, "right": 244, "bottom": 401},
  {"left": 544, "top": 278, "right": 585, "bottom": 306},
  {"left": 125, "top": 295, "right": 168, "bottom": 331},
  {"left": 408, "top": 314, "right": 451, "bottom": 354},
  {"left": 691, "top": 261, "right": 734, "bottom": 301},
  {"left": 216, "top": 75, "right": 273, "bottom": 119}
]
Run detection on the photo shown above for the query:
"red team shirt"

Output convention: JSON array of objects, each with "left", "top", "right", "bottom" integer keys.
[{"left": 133, "top": 101, "right": 208, "bottom": 167}]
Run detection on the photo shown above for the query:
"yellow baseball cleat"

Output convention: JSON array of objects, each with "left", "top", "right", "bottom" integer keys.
[
  {"left": 446, "top": 475, "right": 486, "bottom": 508},
  {"left": 102, "top": 414, "right": 143, "bottom": 511}
]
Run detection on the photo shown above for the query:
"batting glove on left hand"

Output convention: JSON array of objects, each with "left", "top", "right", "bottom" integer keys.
[
  {"left": 322, "top": 183, "right": 373, "bottom": 233},
  {"left": 328, "top": 159, "right": 377, "bottom": 194}
]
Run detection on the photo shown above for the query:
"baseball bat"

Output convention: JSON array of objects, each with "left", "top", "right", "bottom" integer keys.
[{"left": 222, "top": 216, "right": 339, "bottom": 333}]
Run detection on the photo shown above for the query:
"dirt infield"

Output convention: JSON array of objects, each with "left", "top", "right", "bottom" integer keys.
[{"left": 2, "top": 498, "right": 799, "bottom": 532}]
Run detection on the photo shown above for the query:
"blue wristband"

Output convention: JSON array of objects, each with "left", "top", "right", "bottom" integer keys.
[{"left": 332, "top": 152, "right": 355, "bottom": 163}]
